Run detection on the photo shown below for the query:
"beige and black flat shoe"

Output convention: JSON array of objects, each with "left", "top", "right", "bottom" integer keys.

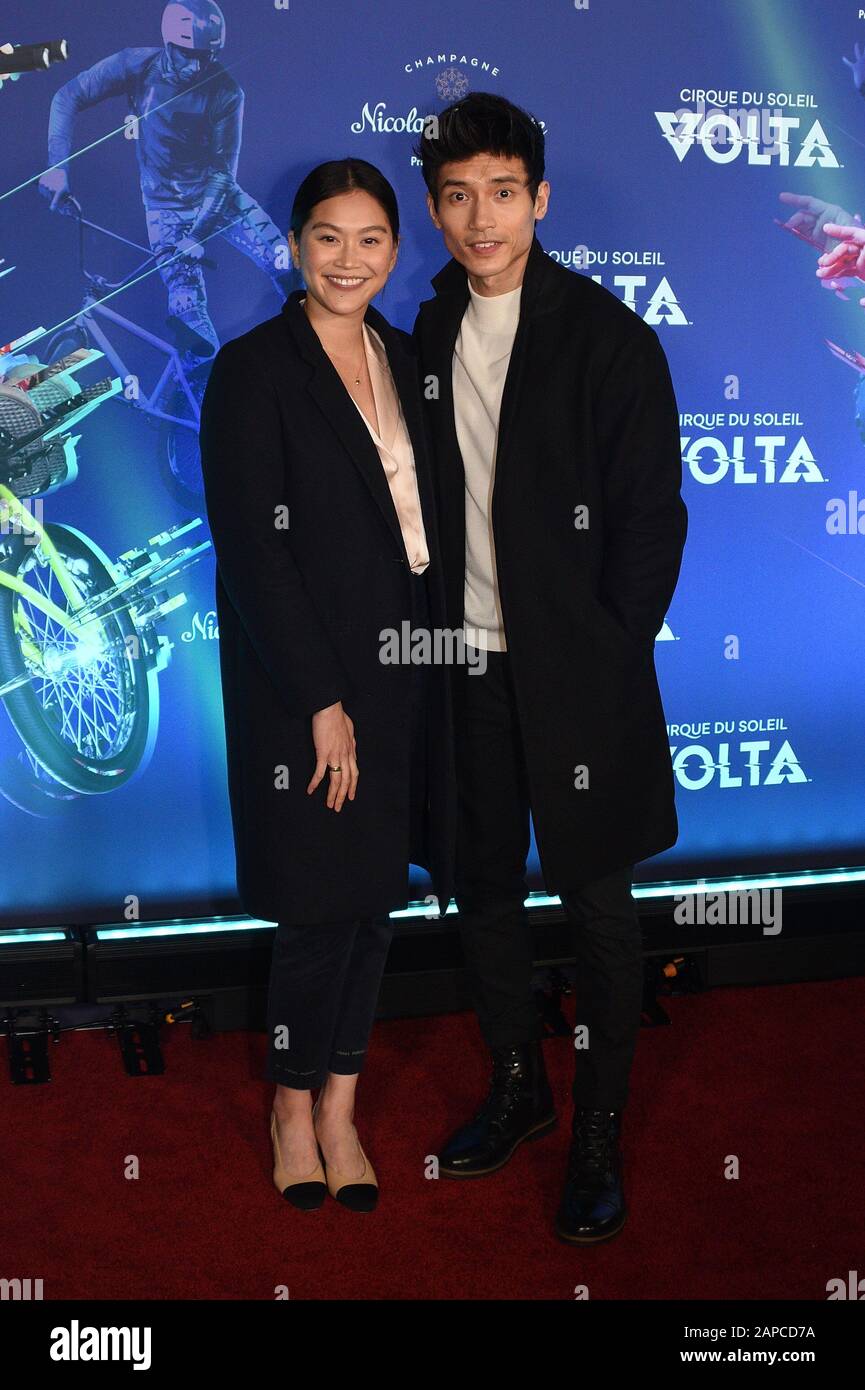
[
  {"left": 323, "top": 1141, "right": 379, "bottom": 1212},
  {"left": 312, "top": 1099, "right": 379, "bottom": 1211},
  {"left": 270, "top": 1111, "right": 327, "bottom": 1210}
]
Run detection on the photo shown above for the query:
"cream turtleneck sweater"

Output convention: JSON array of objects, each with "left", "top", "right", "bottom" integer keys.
[{"left": 452, "top": 280, "right": 522, "bottom": 652}]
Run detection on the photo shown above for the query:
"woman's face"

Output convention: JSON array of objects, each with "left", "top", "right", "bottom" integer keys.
[{"left": 290, "top": 189, "right": 398, "bottom": 317}]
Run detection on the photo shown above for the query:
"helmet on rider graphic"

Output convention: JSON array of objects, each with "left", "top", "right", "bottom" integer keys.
[{"left": 161, "top": 1, "right": 226, "bottom": 55}]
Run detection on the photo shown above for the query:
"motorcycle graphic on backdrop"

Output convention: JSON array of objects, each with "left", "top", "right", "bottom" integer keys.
[{"left": 0, "top": 327, "right": 211, "bottom": 813}]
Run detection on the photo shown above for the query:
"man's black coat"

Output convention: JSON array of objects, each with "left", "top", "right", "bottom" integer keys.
[
  {"left": 199, "top": 291, "right": 456, "bottom": 924},
  {"left": 413, "top": 234, "right": 688, "bottom": 889}
]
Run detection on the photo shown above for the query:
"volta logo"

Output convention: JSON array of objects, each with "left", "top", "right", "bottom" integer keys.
[
  {"left": 655, "top": 112, "right": 839, "bottom": 167},
  {"left": 669, "top": 738, "right": 806, "bottom": 789}
]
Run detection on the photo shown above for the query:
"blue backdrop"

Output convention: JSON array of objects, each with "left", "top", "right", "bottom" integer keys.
[{"left": 1, "top": 0, "right": 863, "bottom": 926}]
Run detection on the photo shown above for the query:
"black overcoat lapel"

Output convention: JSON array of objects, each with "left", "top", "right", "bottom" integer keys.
[{"left": 281, "top": 291, "right": 438, "bottom": 569}]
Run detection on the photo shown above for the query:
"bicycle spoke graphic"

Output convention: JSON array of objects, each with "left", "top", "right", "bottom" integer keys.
[{"left": 17, "top": 544, "right": 134, "bottom": 761}]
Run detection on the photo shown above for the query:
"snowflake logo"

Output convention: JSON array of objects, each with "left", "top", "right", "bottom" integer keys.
[{"left": 435, "top": 67, "right": 469, "bottom": 101}]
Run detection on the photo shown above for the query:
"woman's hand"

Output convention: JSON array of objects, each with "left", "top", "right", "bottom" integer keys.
[{"left": 307, "top": 701, "right": 358, "bottom": 811}]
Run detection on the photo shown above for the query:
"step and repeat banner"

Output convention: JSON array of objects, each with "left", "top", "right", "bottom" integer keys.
[{"left": 1, "top": 0, "right": 863, "bottom": 925}]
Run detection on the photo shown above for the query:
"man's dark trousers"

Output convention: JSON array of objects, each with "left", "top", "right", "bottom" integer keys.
[{"left": 452, "top": 647, "right": 644, "bottom": 1112}]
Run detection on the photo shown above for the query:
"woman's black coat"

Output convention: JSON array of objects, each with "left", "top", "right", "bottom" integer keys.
[
  {"left": 413, "top": 234, "right": 688, "bottom": 890},
  {"left": 199, "top": 290, "right": 456, "bottom": 925}
]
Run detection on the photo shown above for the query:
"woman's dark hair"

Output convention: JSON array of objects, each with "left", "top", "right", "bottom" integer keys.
[
  {"left": 289, "top": 158, "right": 400, "bottom": 240},
  {"left": 414, "top": 92, "right": 545, "bottom": 205}
]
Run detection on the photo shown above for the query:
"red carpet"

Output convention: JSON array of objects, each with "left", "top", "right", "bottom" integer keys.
[{"left": 3, "top": 978, "right": 863, "bottom": 1301}]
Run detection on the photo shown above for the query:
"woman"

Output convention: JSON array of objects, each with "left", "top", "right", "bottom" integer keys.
[{"left": 199, "top": 160, "right": 456, "bottom": 1213}]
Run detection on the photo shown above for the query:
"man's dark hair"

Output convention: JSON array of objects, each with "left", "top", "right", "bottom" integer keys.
[
  {"left": 414, "top": 92, "right": 545, "bottom": 205},
  {"left": 290, "top": 158, "right": 400, "bottom": 240}
]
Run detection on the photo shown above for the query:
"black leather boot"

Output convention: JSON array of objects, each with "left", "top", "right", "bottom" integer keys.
[
  {"left": 555, "top": 1107, "right": 626, "bottom": 1243},
  {"left": 437, "top": 1041, "right": 556, "bottom": 1177}
]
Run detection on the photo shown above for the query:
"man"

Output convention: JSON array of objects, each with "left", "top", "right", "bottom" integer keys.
[
  {"left": 413, "top": 92, "right": 687, "bottom": 1243},
  {"left": 39, "top": 1, "right": 292, "bottom": 374}
]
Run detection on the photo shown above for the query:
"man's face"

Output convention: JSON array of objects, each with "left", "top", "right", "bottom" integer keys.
[
  {"left": 165, "top": 42, "right": 215, "bottom": 80},
  {"left": 427, "top": 152, "right": 549, "bottom": 295}
]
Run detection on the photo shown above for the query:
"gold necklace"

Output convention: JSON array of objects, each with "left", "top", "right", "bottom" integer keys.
[{"left": 304, "top": 296, "right": 367, "bottom": 385}]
